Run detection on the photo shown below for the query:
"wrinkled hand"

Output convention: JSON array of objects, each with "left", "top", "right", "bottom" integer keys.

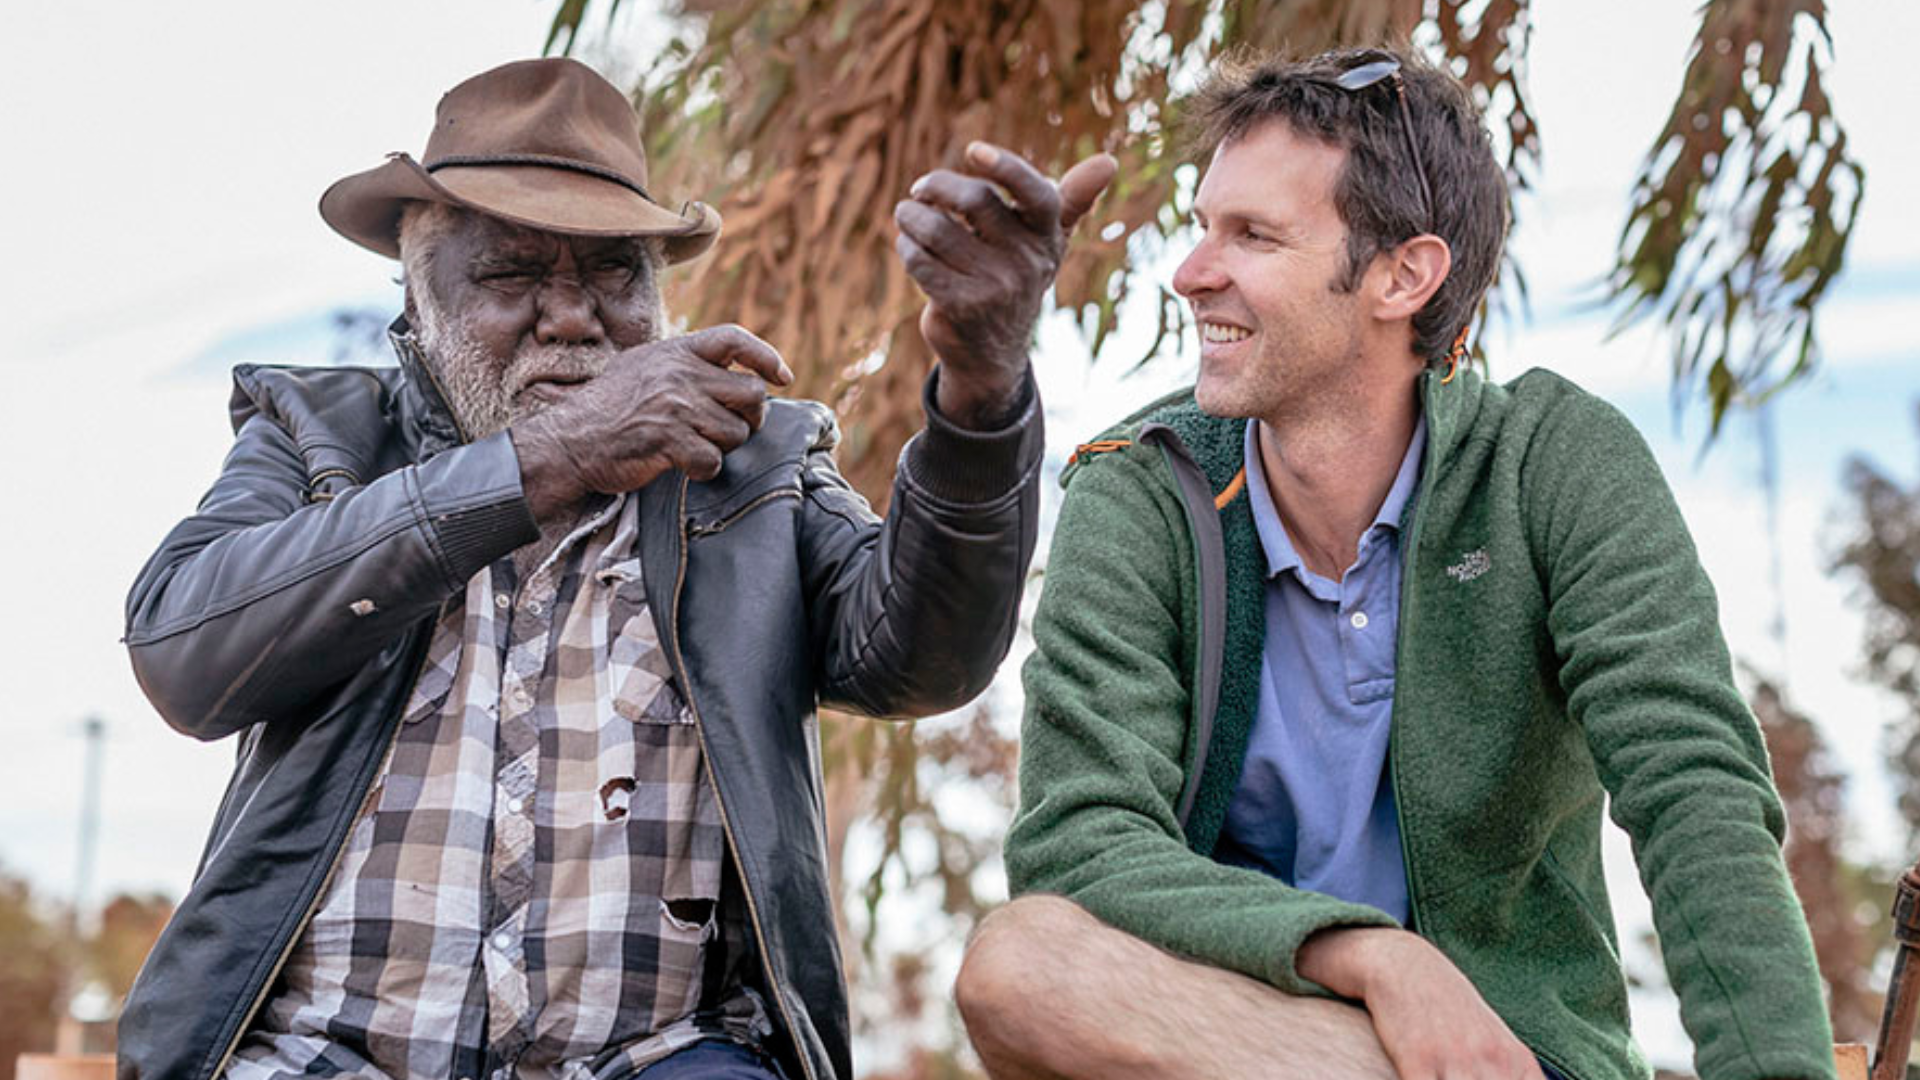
[
  {"left": 894, "top": 142, "right": 1116, "bottom": 428},
  {"left": 1299, "top": 927, "right": 1545, "bottom": 1080},
  {"left": 511, "top": 325, "right": 792, "bottom": 522}
]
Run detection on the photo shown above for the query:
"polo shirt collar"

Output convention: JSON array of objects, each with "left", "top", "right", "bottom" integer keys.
[{"left": 1243, "top": 414, "right": 1429, "bottom": 581}]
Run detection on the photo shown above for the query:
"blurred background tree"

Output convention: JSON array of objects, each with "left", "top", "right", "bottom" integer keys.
[
  {"left": 0, "top": 866, "right": 174, "bottom": 1078},
  {"left": 1751, "top": 676, "right": 1889, "bottom": 1045},
  {"left": 540, "top": 0, "right": 1864, "bottom": 1070},
  {"left": 88, "top": 894, "right": 173, "bottom": 1005},
  {"left": 0, "top": 867, "right": 65, "bottom": 1080},
  {"left": 1834, "top": 408, "right": 1920, "bottom": 845}
]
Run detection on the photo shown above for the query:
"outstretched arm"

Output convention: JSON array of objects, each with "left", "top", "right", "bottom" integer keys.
[{"left": 796, "top": 146, "right": 1115, "bottom": 717}]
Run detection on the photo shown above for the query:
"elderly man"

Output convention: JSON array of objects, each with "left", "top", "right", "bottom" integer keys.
[
  {"left": 119, "top": 58, "right": 1109, "bottom": 1080},
  {"left": 956, "top": 46, "right": 1836, "bottom": 1080}
]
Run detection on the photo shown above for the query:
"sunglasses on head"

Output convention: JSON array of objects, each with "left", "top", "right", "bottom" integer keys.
[
  {"left": 1299, "top": 55, "right": 1476, "bottom": 374},
  {"left": 1299, "top": 56, "right": 1436, "bottom": 235}
]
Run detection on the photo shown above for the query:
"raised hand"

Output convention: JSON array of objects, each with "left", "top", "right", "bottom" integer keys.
[
  {"left": 511, "top": 324, "right": 793, "bottom": 521},
  {"left": 894, "top": 142, "right": 1117, "bottom": 429}
]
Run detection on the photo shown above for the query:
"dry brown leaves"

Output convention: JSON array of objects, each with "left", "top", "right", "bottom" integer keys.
[
  {"left": 1610, "top": 0, "right": 1861, "bottom": 432},
  {"left": 624, "top": 0, "right": 1547, "bottom": 501},
  {"left": 636, "top": 0, "right": 1181, "bottom": 504}
]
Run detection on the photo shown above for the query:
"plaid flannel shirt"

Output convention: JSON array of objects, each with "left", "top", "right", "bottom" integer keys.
[{"left": 229, "top": 494, "right": 769, "bottom": 1080}]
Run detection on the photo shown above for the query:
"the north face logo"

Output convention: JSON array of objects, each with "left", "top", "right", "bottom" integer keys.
[{"left": 1446, "top": 549, "right": 1491, "bottom": 583}]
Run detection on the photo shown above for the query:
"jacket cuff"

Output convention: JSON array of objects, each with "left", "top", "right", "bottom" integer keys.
[
  {"left": 416, "top": 430, "right": 541, "bottom": 585},
  {"left": 901, "top": 366, "right": 1043, "bottom": 505}
]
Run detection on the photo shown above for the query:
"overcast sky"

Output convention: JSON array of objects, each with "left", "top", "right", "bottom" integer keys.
[{"left": 3, "top": 2, "right": 1916, "bottom": 1068}]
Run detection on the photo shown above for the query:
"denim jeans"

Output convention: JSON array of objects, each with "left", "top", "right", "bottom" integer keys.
[{"left": 632, "top": 1039, "right": 785, "bottom": 1080}]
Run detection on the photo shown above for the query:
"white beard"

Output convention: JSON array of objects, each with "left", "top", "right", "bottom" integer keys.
[{"left": 411, "top": 292, "right": 616, "bottom": 440}]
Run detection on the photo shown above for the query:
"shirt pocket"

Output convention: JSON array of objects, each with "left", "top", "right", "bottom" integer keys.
[{"left": 597, "top": 557, "right": 692, "bottom": 726}]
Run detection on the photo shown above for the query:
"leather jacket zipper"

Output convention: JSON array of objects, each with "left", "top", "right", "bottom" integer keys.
[
  {"left": 667, "top": 473, "right": 820, "bottom": 1080},
  {"left": 205, "top": 645, "right": 427, "bottom": 1080},
  {"left": 685, "top": 488, "right": 801, "bottom": 540}
]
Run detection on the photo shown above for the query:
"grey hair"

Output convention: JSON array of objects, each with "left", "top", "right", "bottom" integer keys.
[{"left": 397, "top": 201, "right": 465, "bottom": 300}]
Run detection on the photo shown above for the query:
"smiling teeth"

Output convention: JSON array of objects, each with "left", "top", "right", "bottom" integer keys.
[{"left": 1202, "top": 323, "right": 1251, "bottom": 343}]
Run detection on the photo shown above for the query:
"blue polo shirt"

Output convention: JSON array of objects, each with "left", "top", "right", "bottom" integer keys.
[{"left": 1214, "top": 418, "right": 1426, "bottom": 923}]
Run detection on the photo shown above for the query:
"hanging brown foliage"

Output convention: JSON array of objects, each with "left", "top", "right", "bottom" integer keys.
[
  {"left": 550, "top": 0, "right": 1541, "bottom": 503},
  {"left": 1608, "top": 0, "right": 1861, "bottom": 434}
]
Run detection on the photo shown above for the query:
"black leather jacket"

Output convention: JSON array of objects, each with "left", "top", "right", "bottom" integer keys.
[{"left": 118, "top": 332, "right": 1042, "bottom": 1080}]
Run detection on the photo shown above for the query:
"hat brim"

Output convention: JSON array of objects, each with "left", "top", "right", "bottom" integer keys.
[{"left": 319, "top": 153, "right": 720, "bottom": 264}]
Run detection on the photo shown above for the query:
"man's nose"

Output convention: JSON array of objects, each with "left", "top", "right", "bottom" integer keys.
[
  {"left": 1171, "top": 237, "right": 1223, "bottom": 300},
  {"left": 534, "top": 276, "right": 604, "bottom": 345}
]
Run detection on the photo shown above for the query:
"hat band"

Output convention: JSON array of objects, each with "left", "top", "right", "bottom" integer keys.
[{"left": 424, "top": 153, "right": 657, "bottom": 205}]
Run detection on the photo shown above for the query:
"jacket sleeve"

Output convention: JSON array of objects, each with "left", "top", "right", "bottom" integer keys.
[
  {"left": 125, "top": 408, "right": 538, "bottom": 742},
  {"left": 1529, "top": 393, "right": 1836, "bottom": 1080},
  {"left": 1006, "top": 444, "right": 1399, "bottom": 997},
  {"left": 797, "top": 368, "right": 1044, "bottom": 719}
]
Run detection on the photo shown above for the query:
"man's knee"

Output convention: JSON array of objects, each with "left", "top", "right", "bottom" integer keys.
[{"left": 956, "top": 895, "right": 1102, "bottom": 1032}]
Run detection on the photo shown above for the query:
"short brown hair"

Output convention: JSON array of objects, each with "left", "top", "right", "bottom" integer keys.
[{"left": 1185, "top": 47, "right": 1509, "bottom": 364}]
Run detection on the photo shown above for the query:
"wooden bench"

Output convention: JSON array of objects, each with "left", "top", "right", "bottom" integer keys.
[{"left": 14, "top": 1055, "right": 113, "bottom": 1080}]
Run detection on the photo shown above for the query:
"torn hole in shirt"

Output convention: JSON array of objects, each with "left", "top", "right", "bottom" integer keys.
[
  {"left": 662, "top": 897, "right": 715, "bottom": 933},
  {"left": 598, "top": 777, "right": 636, "bottom": 820}
]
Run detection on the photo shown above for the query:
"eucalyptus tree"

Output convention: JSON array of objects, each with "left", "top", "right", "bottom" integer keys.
[{"left": 544, "top": 0, "right": 1862, "bottom": 1061}]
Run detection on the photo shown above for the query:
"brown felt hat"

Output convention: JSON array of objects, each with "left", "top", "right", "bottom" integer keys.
[{"left": 320, "top": 57, "right": 720, "bottom": 263}]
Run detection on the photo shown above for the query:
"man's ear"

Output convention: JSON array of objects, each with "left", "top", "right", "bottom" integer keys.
[{"left": 1371, "top": 235, "right": 1452, "bottom": 323}]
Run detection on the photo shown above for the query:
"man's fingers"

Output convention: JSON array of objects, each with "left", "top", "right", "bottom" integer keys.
[
  {"left": 703, "top": 367, "right": 771, "bottom": 430},
  {"left": 1057, "top": 152, "right": 1118, "bottom": 233},
  {"left": 894, "top": 198, "right": 994, "bottom": 273},
  {"left": 680, "top": 324, "right": 794, "bottom": 386},
  {"left": 685, "top": 396, "right": 754, "bottom": 452},
  {"left": 961, "top": 141, "right": 1060, "bottom": 233},
  {"left": 943, "top": 143, "right": 1116, "bottom": 234},
  {"left": 894, "top": 231, "right": 961, "bottom": 299},
  {"left": 906, "top": 170, "right": 1021, "bottom": 242},
  {"left": 674, "top": 438, "right": 726, "bottom": 483}
]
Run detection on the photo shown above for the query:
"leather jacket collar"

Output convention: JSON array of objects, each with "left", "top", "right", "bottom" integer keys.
[{"left": 387, "top": 315, "right": 466, "bottom": 458}]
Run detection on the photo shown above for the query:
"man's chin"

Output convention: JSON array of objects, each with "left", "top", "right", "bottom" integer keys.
[{"left": 1193, "top": 377, "right": 1255, "bottom": 420}]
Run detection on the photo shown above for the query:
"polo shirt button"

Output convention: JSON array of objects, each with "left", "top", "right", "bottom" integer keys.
[{"left": 1350, "top": 611, "right": 1369, "bottom": 630}]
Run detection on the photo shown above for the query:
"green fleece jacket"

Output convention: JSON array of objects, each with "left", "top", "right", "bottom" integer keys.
[{"left": 1007, "top": 367, "right": 1835, "bottom": 1080}]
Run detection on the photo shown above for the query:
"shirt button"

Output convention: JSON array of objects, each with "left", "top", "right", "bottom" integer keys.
[
  {"left": 493, "top": 594, "right": 511, "bottom": 610},
  {"left": 524, "top": 600, "right": 542, "bottom": 616},
  {"left": 506, "top": 796, "right": 525, "bottom": 814},
  {"left": 1350, "top": 611, "right": 1369, "bottom": 630},
  {"left": 493, "top": 932, "right": 512, "bottom": 951}
]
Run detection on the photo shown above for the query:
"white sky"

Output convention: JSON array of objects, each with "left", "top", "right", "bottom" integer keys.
[{"left": 2, "top": 2, "right": 1917, "bottom": 1071}]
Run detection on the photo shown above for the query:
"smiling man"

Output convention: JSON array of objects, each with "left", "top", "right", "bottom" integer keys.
[
  {"left": 118, "top": 58, "right": 1109, "bottom": 1080},
  {"left": 955, "top": 47, "right": 1837, "bottom": 1080}
]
